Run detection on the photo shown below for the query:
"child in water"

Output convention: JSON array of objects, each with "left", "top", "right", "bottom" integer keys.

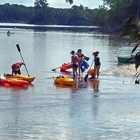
[
  {"left": 76, "top": 49, "right": 85, "bottom": 78},
  {"left": 93, "top": 51, "right": 101, "bottom": 79},
  {"left": 70, "top": 51, "right": 79, "bottom": 79}
]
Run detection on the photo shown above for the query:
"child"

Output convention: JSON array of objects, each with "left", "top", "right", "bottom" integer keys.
[
  {"left": 76, "top": 49, "right": 85, "bottom": 78},
  {"left": 93, "top": 51, "right": 101, "bottom": 79},
  {"left": 71, "top": 51, "right": 79, "bottom": 79}
]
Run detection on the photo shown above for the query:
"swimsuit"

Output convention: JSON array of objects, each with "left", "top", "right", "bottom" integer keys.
[
  {"left": 95, "top": 57, "right": 101, "bottom": 66},
  {"left": 72, "top": 63, "right": 78, "bottom": 68}
]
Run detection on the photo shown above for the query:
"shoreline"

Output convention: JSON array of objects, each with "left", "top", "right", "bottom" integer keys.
[{"left": 0, "top": 23, "right": 101, "bottom": 31}]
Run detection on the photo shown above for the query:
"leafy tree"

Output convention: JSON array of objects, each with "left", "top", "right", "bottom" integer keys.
[
  {"left": 120, "top": 16, "right": 140, "bottom": 71},
  {"left": 34, "top": 0, "right": 49, "bottom": 9},
  {"left": 102, "top": 0, "right": 114, "bottom": 7},
  {"left": 65, "top": 0, "right": 73, "bottom": 4},
  {"left": 33, "top": 0, "right": 49, "bottom": 24}
]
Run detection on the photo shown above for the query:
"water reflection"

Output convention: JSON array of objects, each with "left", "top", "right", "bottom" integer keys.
[
  {"left": 1, "top": 28, "right": 140, "bottom": 139},
  {"left": 73, "top": 78, "right": 88, "bottom": 90},
  {"left": 92, "top": 94, "right": 99, "bottom": 119}
]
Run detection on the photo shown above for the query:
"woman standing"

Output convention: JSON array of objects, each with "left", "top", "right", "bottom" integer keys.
[{"left": 93, "top": 51, "right": 101, "bottom": 79}]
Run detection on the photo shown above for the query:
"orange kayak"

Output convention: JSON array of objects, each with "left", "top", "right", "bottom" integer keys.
[
  {"left": 60, "top": 61, "right": 89, "bottom": 72},
  {"left": 87, "top": 69, "right": 100, "bottom": 76},
  {"left": 0, "top": 76, "right": 28, "bottom": 87}
]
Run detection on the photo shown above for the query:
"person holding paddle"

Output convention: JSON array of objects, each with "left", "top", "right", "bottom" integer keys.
[
  {"left": 93, "top": 51, "right": 101, "bottom": 79},
  {"left": 71, "top": 51, "right": 79, "bottom": 79},
  {"left": 11, "top": 62, "right": 25, "bottom": 75}
]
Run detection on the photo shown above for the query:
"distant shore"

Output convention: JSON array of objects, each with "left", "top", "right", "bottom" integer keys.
[{"left": 0, "top": 23, "right": 101, "bottom": 31}]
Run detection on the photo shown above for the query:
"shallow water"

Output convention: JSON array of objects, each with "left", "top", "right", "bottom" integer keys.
[{"left": 0, "top": 27, "right": 139, "bottom": 139}]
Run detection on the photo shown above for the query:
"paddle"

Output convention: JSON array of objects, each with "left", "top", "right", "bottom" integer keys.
[
  {"left": 84, "top": 60, "right": 94, "bottom": 81},
  {"left": 52, "top": 66, "right": 62, "bottom": 71},
  {"left": 16, "top": 44, "right": 30, "bottom": 77}
]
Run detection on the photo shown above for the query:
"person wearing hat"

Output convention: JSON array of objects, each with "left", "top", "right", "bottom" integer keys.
[
  {"left": 11, "top": 62, "right": 25, "bottom": 75},
  {"left": 93, "top": 51, "right": 101, "bottom": 79}
]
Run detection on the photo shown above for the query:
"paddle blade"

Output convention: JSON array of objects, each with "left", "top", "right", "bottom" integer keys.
[
  {"left": 16, "top": 44, "right": 20, "bottom": 52},
  {"left": 52, "top": 66, "right": 62, "bottom": 71}
]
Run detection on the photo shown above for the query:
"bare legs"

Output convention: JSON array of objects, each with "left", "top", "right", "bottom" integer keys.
[{"left": 94, "top": 65, "right": 100, "bottom": 79}]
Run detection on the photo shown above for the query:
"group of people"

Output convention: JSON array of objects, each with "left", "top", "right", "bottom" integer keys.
[
  {"left": 71, "top": 49, "right": 101, "bottom": 79},
  {"left": 70, "top": 49, "right": 85, "bottom": 79},
  {"left": 10, "top": 50, "right": 101, "bottom": 80}
]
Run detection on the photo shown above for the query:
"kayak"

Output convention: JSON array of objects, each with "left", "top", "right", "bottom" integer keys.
[
  {"left": 53, "top": 76, "right": 75, "bottom": 86},
  {"left": 2, "top": 74, "right": 35, "bottom": 83},
  {"left": 87, "top": 69, "right": 95, "bottom": 75},
  {"left": 87, "top": 69, "right": 101, "bottom": 75},
  {"left": 60, "top": 60, "right": 89, "bottom": 72},
  {"left": 60, "top": 63, "right": 72, "bottom": 71},
  {"left": 117, "top": 56, "right": 135, "bottom": 63},
  {"left": 0, "top": 76, "right": 28, "bottom": 87}
]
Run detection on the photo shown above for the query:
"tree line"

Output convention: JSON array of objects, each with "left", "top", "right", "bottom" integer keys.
[
  {"left": 0, "top": 3, "right": 95, "bottom": 26},
  {"left": 0, "top": 0, "right": 140, "bottom": 32}
]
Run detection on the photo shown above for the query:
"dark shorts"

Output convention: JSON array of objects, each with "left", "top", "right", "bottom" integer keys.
[
  {"left": 12, "top": 70, "right": 21, "bottom": 74},
  {"left": 72, "top": 63, "right": 78, "bottom": 68}
]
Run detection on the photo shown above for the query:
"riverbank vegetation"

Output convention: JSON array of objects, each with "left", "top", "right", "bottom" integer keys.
[{"left": 0, "top": 0, "right": 140, "bottom": 32}]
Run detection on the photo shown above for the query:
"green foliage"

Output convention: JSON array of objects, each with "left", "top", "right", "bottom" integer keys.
[
  {"left": 0, "top": 3, "right": 95, "bottom": 25},
  {"left": 121, "top": 16, "right": 140, "bottom": 70},
  {"left": 65, "top": 0, "right": 73, "bottom": 4},
  {"left": 34, "top": 0, "right": 48, "bottom": 9}
]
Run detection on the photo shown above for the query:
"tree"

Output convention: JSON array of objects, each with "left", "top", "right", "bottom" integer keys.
[
  {"left": 33, "top": 0, "right": 49, "bottom": 24},
  {"left": 34, "top": 0, "right": 49, "bottom": 9},
  {"left": 65, "top": 0, "right": 73, "bottom": 4},
  {"left": 120, "top": 16, "right": 140, "bottom": 79}
]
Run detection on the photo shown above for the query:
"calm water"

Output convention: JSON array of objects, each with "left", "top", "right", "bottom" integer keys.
[{"left": 0, "top": 27, "right": 140, "bottom": 140}]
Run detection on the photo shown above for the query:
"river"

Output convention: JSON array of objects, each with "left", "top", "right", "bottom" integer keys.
[{"left": 0, "top": 26, "right": 139, "bottom": 140}]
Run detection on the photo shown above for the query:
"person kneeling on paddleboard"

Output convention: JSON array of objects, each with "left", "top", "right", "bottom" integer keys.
[{"left": 11, "top": 62, "right": 25, "bottom": 75}]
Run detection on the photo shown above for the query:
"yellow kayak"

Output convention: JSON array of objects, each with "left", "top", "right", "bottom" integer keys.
[
  {"left": 2, "top": 74, "right": 35, "bottom": 83},
  {"left": 87, "top": 69, "right": 100, "bottom": 75},
  {"left": 53, "top": 76, "right": 74, "bottom": 86}
]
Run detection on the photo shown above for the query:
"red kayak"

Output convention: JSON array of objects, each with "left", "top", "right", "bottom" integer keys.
[
  {"left": 60, "top": 60, "right": 89, "bottom": 72},
  {"left": 0, "top": 76, "right": 28, "bottom": 87},
  {"left": 60, "top": 63, "right": 72, "bottom": 71}
]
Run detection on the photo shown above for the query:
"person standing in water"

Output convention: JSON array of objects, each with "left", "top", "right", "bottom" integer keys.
[
  {"left": 71, "top": 51, "right": 79, "bottom": 79},
  {"left": 76, "top": 49, "right": 85, "bottom": 78},
  {"left": 93, "top": 51, "right": 101, "bottom": 79}
]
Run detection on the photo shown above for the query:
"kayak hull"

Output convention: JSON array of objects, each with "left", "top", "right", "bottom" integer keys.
[
  {"left": 60, "top": 60, "right": 89, "bottom": 72},
  {"left": 117, "top": 56, "right": 135, "bottom": 63},
  {"left": 87, "top": 69, "right": 100, "bottom": 76},
  {"left": 60, "top": 63, "right": 72, "bottom": 71},
  {"left": 2, "top": 74, "right": 35, "bottom": 83},
  {"left": 0, "top": 78, "right": 28, "bottom": 87},
  {"left": 53, "top": 76, "right": 74, "bottom": 86},
  {"left": 88, "top": 69, "right": 95, "bottom": 75}
]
